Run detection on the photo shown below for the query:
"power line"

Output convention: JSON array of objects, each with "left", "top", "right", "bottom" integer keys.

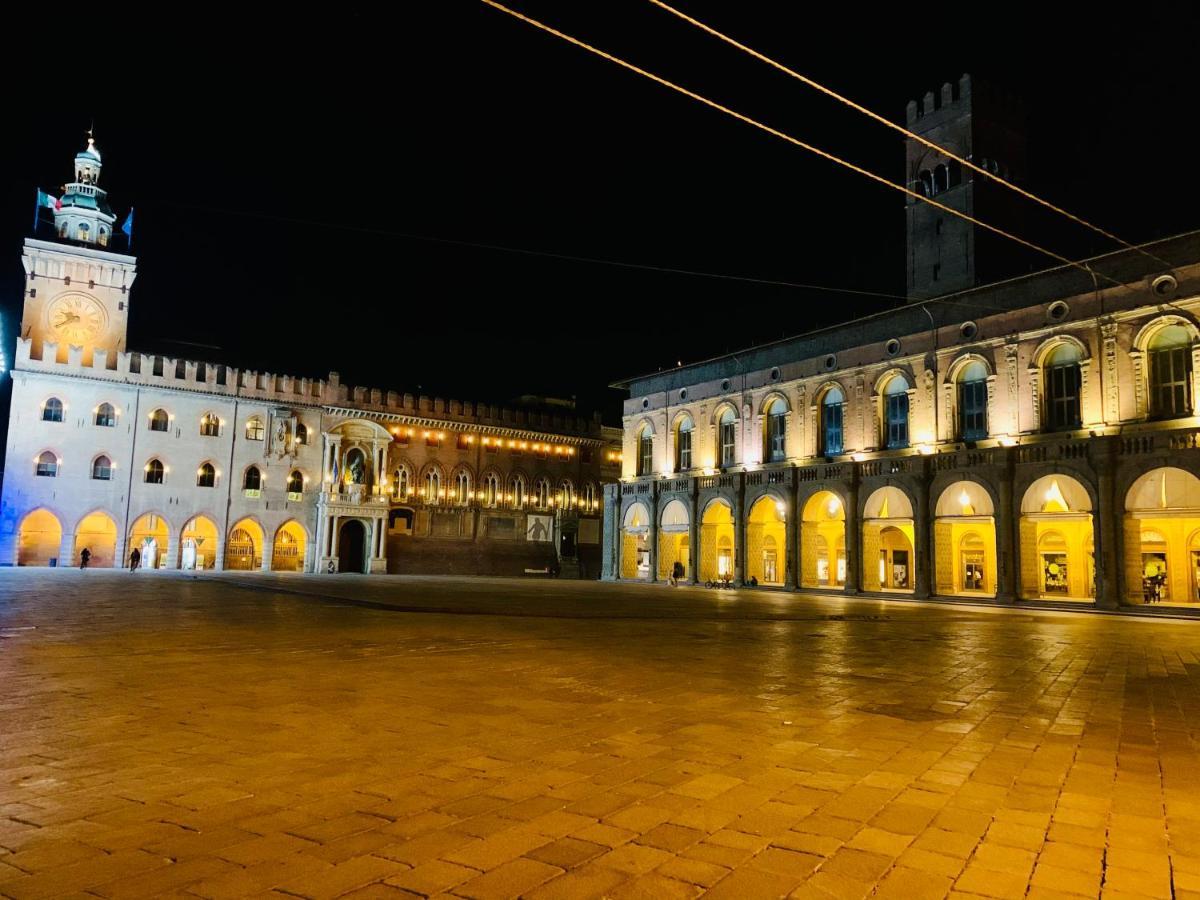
[
  {"left": 479, "top": 1, "right": 1127, "bottom": 293},
  {"left": 646, "top": 0, "right": 1176, "bottom": 272},
  {"left": 148, "top": 202, "right": 910, "bottom": 301}
]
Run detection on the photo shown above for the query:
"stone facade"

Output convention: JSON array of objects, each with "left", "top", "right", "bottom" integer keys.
[
  {"left": 2, "top": 141, "right": 621, "bottom": 575},
  {"left": 604, "top": 230, "right": 1200, "bottom": 610}
]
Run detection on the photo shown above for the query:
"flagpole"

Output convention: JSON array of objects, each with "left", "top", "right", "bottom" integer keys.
[{"left": 32, "top": 190, "right": 39, "bottom": 233}]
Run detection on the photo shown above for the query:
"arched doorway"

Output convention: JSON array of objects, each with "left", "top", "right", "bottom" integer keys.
[
  {"left": 273, "top": 521, "right": 307, "bottom": 572},
  {"left": 801, "top": 491, "right": 845, "bottom": 589},
  {"left": 75, "top": 512, "right": 117, "bottom": 568},
  {"left": 180, "top": 516, "right": 219, "bottom": 570},
  {"left": 699, "top": 498, "right": 735, "bottom": 584},
  {"left": 934, "top": 481, "right": 996, "bottom": 596},
  {"left": 128, "top": 514, "right": 170, "bottom": 570},
  {"left": 620, "top": 503, "right": 651, "bottom": 580},
  {"left": 225, "top": 518, "right": 263, "bottom": 571},
  {"left": 338, "top": 519, "right": 367, "bottom": 573},
  {"left": 862, "top": 486, "right": 914, "bottom": 592},
  {"left": 1019, "top": 475, "right": 1094, "bottom": 601},
  {"left": 746, "top": 496, "right": 786, "bottom": 586},
  {"left": 17, "top": 509, "right": 62, "bottom": 566},
  {"left": 1124, "top": 467, "right": 1200, "bottom": 605},
  {"left": 657, "top": 499, "right": 690, "bottom": 581}
]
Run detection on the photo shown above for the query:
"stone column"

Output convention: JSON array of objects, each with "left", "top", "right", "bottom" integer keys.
[
  {"left": 162, "top": 531, "right": 178, "bottom": 570},
  {"left": 734, "top": 476, "right": 747, "bottom": 586},
  {"left": 996, "top": 449, "right": 1018, "bottom": 602},
  {"left": 786, "top": 476, "right": 799, "bottom": 590},
  {"left": 261, "top": 538, "right": 274, "bottom": 572},
  {"left": 648, "top": 486, "right": 660, "bottom": 583},
  {"left": 60, "top": 532, "right": 77, "bottom": 569},
  {"left": 913, "top": 462, "right": 932, "bottom": 599},
  {"left": 688, "top": 485, "right": 700, "bottom": 585},
  {"left": 844, "top": 466, "right": 861, "bottom": 594},
  {"left": 331, "top": 516, "right": 341, "bottom": 560},
  {"left": 1094, "top": 437, "right": 1121, "bottom": 609}
]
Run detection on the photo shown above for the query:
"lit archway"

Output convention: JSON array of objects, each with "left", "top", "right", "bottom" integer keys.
[
  {"left": 1019, "top": 474, "right": 1094, "bottom": 601},
  {"left": 225, "top": 518, "right": 264, "bottom": 571},
  {"left": 272, "top": 521, "right": 307, "bottom": 572},
  {"left": 621, "top": 502, "right": 651, "bottom": 580},
  {"left": 75, "top": 512, "right": 117, "bottom": 568},
  {"left": 934, "top": 481, "right": 996, "bottom": 596},
  {"left": 17, "top": 509, "right": 62, "bottom": 567},
  {"left": 1124, "top": 467, "right": 1200, "bottom": 605},
  {"left": 657, "top": 498, "right": 691, "bottom": 581},
  {"left": 862, "top": 486, "right": 914, "bottom": 592},
  {"left": 801, "top": 490, "right": 845, "bottom": 588},
  {"left": 699, "top": 498, "right": 735, "bottom": 584},
  {"left": 746, "top": 495, "right": 786, "bottom": 586},
  {"left": 128, "top": 514, "right": 170, "bottom": 570},
  {"left": 180, "top": 516, "right": 218, "bottom": 570}
]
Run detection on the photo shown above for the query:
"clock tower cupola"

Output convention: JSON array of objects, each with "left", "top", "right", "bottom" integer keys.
[{"left": 22, "top": 135, "right": 136, "bottom": 368}]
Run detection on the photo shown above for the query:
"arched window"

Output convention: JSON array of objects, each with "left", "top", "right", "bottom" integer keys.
[
  {"left": 934, "top": 163, "right": 949, "bottom": 193},
  {"left": 918, "top": 170, "right": 933, "bottom": 197},
  {"left": 95, "top": 402, "right": 115, "bottom": 427},
  {"left": 243, "top": 466, "right": 261, "bottom": 491},
  {"left": 636, "top": 425, "right": 653, "bottom": 476},
  {"left": 200, "top": 413, "right": 220, "bottom": 437},
  {"left": 764, "top": 398, "right": 787, "bottom": 462},
  {"left": 675, "top": 417, "right": 693, "bottom": 471},
  {"left": 1149, "top": 325, "right": 1193, "bottom": 418},
  {"left": 149, "top": 408, "right": 169, "bottom": 432},
  {"left": 245, "top": 417, "right": 265, "bottom": 441},
  {"left": 144, "top": 458, "right": 164, "bottom": 484},
  {"left": 392, "top": 467, "right": 411, "bottom": 500},
  {"left": 957, "top": 361, "right": 989, "bottom": 441},
  {"left": 287, "top": 470, "right": 303, "bottom": 494},
  {"left": 584, "top": 482, "right": 597, "bottom": 511},
  {"left": 36, "top": 451, "right": 59, "bottom": 477},
  {"left": 883, "top": 377, "right": 910, "bottom": 449},
  {"left": 821, "top": 387, "right": 844, "bottom": 456},
  {"left": 560, "top": 479, "right": 574, "bottom": 509},
  {"left": 92, "top": 455, "right": 112, "bottom": 481},
  {"left": 719, "top": 407, "right": 737, "bottom": 467},
  {"left": 1044, "top": 343, "right": 1082, "bottom": 430},
  {"left": 197, "top": 462, "right": 216, "bottom": 487},
  {"left": 482, "top": 472, "right": 500, "bottom": 507},
  {"left": 948, "top": 159, "right": 962, "bottom": 188},
  {"left": 42, "top": 398, "right": 64, "bottom": 422},
  {"left": 454, "top": 470, "right": 470, "bottom": 505},
  {"left": 535, "top": 478, "right": 550, "bottom": 509},
  {"left": 511, "top": 475, "right": 526, "bottom": 508},
  {"left": 295, "top": 423, "right": 308, "bottom": 445},
  {"left": 424, "top": 470, "right": 441, "bottom": 504}
]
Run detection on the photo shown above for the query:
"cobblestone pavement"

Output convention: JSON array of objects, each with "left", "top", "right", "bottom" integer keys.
[{"left": 2, "top": 571, "right": 1199, "bottom": 899}]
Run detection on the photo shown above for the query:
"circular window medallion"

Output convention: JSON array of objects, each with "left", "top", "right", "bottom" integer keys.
[
  {"left": 960, "top": 321, "right": 979, "bottom": 341},
  {"left": 721, "top": 379, "right": 730, "bottom": 391},
  {"left": 1046, "top": 300, "right": 1070, "bottom": 323},
  {"left": 679, "top": 388, "right": 688, "bottom": 401},
  {"left": 1152, "top": 274, "right": 1178, "bottom": 299},
  {"left": 822, "top": 354, "right": 837, "bottom": 372},
  {"left": 885, "top": 338, "right": 902, "bottom": 358},
  {"left": 641, "top": 398, "right": 649, "bottom": 410},
  {"left": 769, "top": 367, "right": 780, "bottom": 382}
]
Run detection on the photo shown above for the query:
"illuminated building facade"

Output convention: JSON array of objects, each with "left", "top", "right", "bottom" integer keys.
[
  {"left": 604, "top": 80, "right": 1200, "bottom": 609},
  {"left": 1, "top": 140, "right": 620, "bottom": 575}
]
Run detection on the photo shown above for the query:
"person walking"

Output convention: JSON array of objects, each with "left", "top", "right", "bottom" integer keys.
[
  {"left": 671, "top": 560, "right": 684, "bottom": 586},
  {"left": 129, "top": 547, "right": 141, "bottom": 572},
  {"left": 79, "top": 547, "right": 91, "bottom": 569}
]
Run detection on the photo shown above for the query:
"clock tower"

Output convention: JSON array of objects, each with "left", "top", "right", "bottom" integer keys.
[{"left": 21, "top": 136, "right": 135, "bottom": 367}]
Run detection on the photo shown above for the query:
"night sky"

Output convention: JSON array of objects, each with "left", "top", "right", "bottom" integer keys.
[{"left": 3, "top": 4, "right": 1199, "bottom": 430}]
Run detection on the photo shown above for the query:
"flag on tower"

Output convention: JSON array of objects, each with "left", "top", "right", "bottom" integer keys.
[
  {"left": 33, "top": 190, "right": 60, "bottom": 231},
  {"left": 121, "top": 208, "right": 134, "bottom": 248}
]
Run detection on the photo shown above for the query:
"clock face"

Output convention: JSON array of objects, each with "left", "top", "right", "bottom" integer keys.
[{"left": 46, "top": 293, "right": 106, "bottom": 344}]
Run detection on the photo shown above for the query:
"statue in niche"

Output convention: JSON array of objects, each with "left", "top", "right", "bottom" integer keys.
[
  {"left": 349, "top": 455, "right": 365, "bottom": 484},
  {"left": 272, "top": 417, "right": 293, "bottom": 458}
]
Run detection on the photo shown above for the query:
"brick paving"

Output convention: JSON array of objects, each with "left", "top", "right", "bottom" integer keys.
[{"left": 1, "top": 571, "right": 1199, "bottom": 898}]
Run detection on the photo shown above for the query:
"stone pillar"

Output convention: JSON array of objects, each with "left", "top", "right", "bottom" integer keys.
[
  {"left": 60, "top": 532, "right": 77, "bottom": 569},
  {"left": 996, "top": 449, "right": 1018, "bottom": 602},
  {"left": 688, "top": 487, "right": 700, "bottom": 585},
  {"left": 913, "top": 463, "right": 932, "bottom": 599},
  {"left": 648, "top": 486, "right": 660, "bottom": 583},
  {"left": 734, "top": 477, "right": 747, "bottom": 586},
  {"left": 786, "top": 476, "right": 799, "bottom": 590},
  {"left": 162, "top": 531, "right": 179, "bottom": 570},
  {"left": 844, "top": 466, "right": 861, "bottom": 594},
  {"left": 213, "top": 538, "right": 226, "bottom": 571},
  {"left": 261, "top": 537, "right": 274, "bottom": 572},
  {"left": 331, "top": 516, "right": 341, "bottom": 559},
  {"left": 601, "top": 486, "right": 618, "bottom": 580},
  {"left": 1095, "top": 437, "right": 1121, "bottom": 609}
]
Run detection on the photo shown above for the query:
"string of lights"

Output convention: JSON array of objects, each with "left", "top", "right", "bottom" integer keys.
[
  {"left": 479, "top": 0, "right": 1130, "bottom": 294},
  {"left": 645, "top": 0, "right": 1176, "bottom": 272}
]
